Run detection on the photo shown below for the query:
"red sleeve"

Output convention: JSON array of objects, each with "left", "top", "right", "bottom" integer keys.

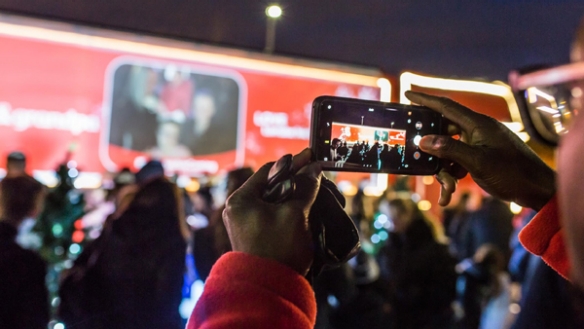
[
  {"left": 187, "top": 252, "right": 316, "bottom": 329},
  {"left": 519, "top": 195, "right": 571, "bottom": 279}
]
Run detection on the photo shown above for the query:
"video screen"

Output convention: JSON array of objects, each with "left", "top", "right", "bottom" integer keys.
[
  {"left": 104, "top": 60, "right": 243, "bottom": 174},
  {"left": 312, "top": 97, "right": 442, "bottom": 175}
]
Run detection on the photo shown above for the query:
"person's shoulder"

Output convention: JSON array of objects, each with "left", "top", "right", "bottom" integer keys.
[
  {"left": 2, "top": 243, "right": 46, "bottom": 273},
  {"left": 19, "top": 247, "right": 46, "bottom": 269}
]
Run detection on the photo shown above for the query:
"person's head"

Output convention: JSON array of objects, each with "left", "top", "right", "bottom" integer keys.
[
  {"left": 156, "top": 121, "right": 181, "bottom": 152},
  {"left": 193, "top": 186, "right": 214, "bottom": 213},
  {"left": 331, "top": 138, "right": 341, "bottom": 149},
  {"left": 135, "top": 160, "right": 165, "bottom": 185},
  {"left": 0, "top": 175, "right": 44, "bottom": 226},
  {"left": 6, "top": 152, "right": 26, "bottom": 177},
  {"left": 387, "top": 198, "right": 417, "bottom": 233},
  {"left": 192, "top": 90, "right": 217, "bottom": 129},
  {"left": 121, "top": 177, "right": 189, "bottom": 239}
]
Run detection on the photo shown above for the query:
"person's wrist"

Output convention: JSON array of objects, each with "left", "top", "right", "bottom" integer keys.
[{"left": 523, "top": 168, "right": 556, "bottom": 211}]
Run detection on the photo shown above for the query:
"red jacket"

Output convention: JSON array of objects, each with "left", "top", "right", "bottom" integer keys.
[
  {"left": 187, "top": 252, "right": 316, "bottom": 329},
  {"left": 519, "top": 196, "right": 570, "bottom": 279}
]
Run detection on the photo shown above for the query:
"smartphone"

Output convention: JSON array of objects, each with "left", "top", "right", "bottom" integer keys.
[{"left": 310, "top": 96, "right": 444, "bottom": 175}]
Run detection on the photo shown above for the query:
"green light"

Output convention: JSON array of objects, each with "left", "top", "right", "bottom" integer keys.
[{"left": 52, "top": 224, "right": 63, "bottom": 237}]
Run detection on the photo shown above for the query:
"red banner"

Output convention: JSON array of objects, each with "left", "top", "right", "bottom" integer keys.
[{"left": 0, "top": 23, "right": 381, "bottom": 183}]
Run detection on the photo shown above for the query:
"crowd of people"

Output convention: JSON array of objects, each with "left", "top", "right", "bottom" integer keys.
[
  {"left": 0, "top": 152, "right": 256, "bottom": 328},
  {"left": 331, "top": 138, "right": 405, "bottom": 170}
]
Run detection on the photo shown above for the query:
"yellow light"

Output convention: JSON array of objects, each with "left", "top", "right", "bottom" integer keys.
[
  {"left": 400, "top": 72, "right": 528, "bottom": 142},
  {"left": 266, "top": 5, "right": 283, "bottom": 18},
  {"left": 527, "top": 87, "right": 558, "bottom": 108},
  {"left": 0, "top": 18, "right": 381, "bottom": 87},
  {"left": 418, "top": 200, "right": 432, "bottom": 211},
  {"left": 377, "top": 78, "right": 392, "bottom": 102},
  {"left": 185, "top": 180, "right": 201, "bottom": 193},
  {"left": 363, "top": 186, "right": 384, "bottom": 197},
  {"left": 422, "top": 176, "right": 434, "bottom": 185},
  {"left": 510, "top": 202, "right": 522, "bottom": 215}
]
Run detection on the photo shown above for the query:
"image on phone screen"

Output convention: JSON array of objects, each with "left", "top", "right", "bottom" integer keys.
[{"left": 311, "top": 96, "right": 443, "bottom": 175}]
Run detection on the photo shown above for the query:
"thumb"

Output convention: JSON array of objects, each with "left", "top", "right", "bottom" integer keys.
[
  {"left": 419, "top": 135, "right": 478, "bottom": 170},
  {"left": 288, "top": 162, "right": 322, "bottom": 212}
]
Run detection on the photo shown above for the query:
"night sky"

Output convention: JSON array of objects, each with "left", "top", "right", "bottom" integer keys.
[{"left": 1, "top": 0, "right": 584, "bottom": 80}]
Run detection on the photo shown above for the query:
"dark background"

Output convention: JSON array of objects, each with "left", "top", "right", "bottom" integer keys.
[{"left": 1, "top": 0, "right": 583, "bottom": 80}]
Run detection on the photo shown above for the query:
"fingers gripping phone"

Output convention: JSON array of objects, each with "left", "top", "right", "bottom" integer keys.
[{"left": 310, "top": 96, "right": 444, "bottom": 175}]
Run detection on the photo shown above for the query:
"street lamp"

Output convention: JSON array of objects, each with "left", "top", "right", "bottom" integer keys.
[{"left": 264, "top": 4, "right": 282, "bottom": 53}]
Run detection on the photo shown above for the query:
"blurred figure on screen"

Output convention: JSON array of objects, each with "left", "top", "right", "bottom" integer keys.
[
  {"left": 5, "top": 151, "right": 26, "bottom": 178},
  {"left": 183, "top": 90, "right": 237, "bottom": 155},
  {"left": 330, "top": 138, "right": 342, "bottom": 161},
  {"left": 160, "top": 66, "right": 194, "bottom": 118},
  {"left": 148, "top": 120, "right": 192, "bottom": 158}
]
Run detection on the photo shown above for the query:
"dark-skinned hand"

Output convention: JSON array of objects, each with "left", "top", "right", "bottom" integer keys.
[
  {"left": 406, "top": 91, "right": 556, "bottom": 210},
  {"left": 223, "top": 148, "right": 322, "bottom": 276}
]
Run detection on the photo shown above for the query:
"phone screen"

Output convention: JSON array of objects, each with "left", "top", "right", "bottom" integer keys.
[{"left": 310, "top": 96, "right": 443, "bottom": 175}]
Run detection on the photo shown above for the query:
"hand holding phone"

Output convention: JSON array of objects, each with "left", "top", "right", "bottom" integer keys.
[{"left": 310, "top": 96, "right": 445, "bottom": 175}]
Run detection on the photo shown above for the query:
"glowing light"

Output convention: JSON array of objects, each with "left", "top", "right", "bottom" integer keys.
[
  {"left": 74, "top": 220, "right": 83, "bottom": 230},
  {"left": 67, "top": 160, "right": 77, "bottom": 169},
  {"left": 52, "top": 224, "right": 63, "bottom": 237},
  {"left": 377, "top": 78, "right": 392, "bottom": 102},
  {"left": 377, "top": 214, "right": 388, "bottom": 225},
  {"left": 374, "top": 220, "right": 383, "bottom": 229},
  {"left": 73, "top": 172, "right": 103, "bottom": 189},
  {"left": 418, "top": 200, "right": 432, "bottom": 211},
  {"left": 51, "top": 297, "right": 60, "bottom": 307},
  {"left": 185, "top": 180, "right": 201, "bottom": 193},
  {"left": 411, "top": 193, "right": 421, "bottom": 203},
  {"left": 536, "top": 106, "right": 559, "bottom": 114},
  {"left": 33, "top": 170, "right": 59, "bottom": 188},
  {"left": 509, "top": 303, "right": 521, "bottom": 315},
  {"left": 337, "top": 180, "right": 358, "bottom": 196},
  {"left": 400, "top": 72, "right": 527, "bottom": 142},
  {"left": 0, "top": 19, "right": 381, "bottom": 87},
  {"left": 413, "top": 135, "right": 422, "bottom": 146},
  {"left": 54, "top": 246, "right": 64, "bottom": 256},
  {"left": 176, "top": 175, "right": 192, "bottom": 188},
  {"left": 371, "top": 234, "right": 381, "bottom": 244},
  {"left": 510, "top": 202, "right": 523, "bottom": 214},
  {"left": 54, "top": 323, "right": 65, "bottom": 329},
  {"left": 367, "top": 173, "right": 388, "bottom": 196},
  {"left": 67, "top": 168, "right": 79, "bottom": 178},
  {"left": 364, "top": 186, "right": 384, "bottom": 197},
  {"left": 72, "top": 231, "right": 85, "bottom": 243},
  {"left": 527, "top": 87, "right": 558, "bottom": 109},
  {"left": 69, "top": 243, "right": 81, "bottom": 254},
  {"left": 422, "top": 176, "right": 434, "bottom": 185},
  {"left": 378, "top": 230, "right": 389, "bottom": 240},
  {"left": 266, "top": 5, "right": 283, "bottom": 18}
]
